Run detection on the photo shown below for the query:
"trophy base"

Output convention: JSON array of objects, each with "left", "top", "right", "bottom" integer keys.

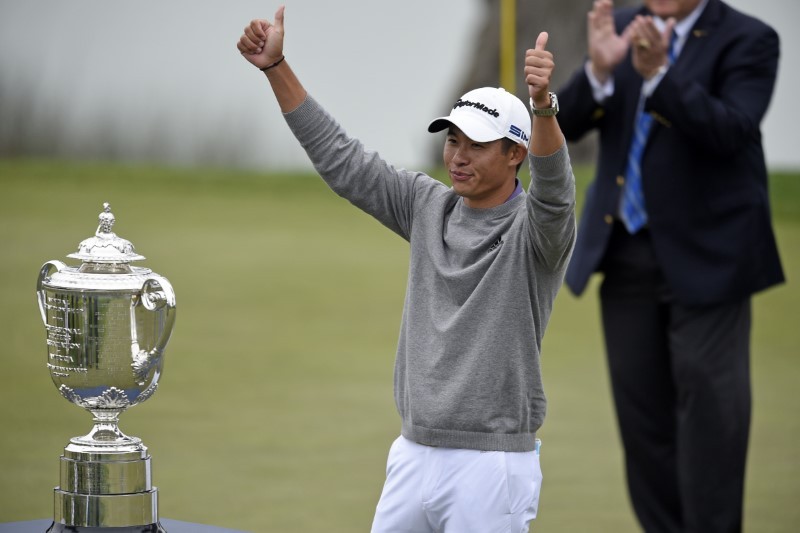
[
  {"left": 46, "top": 521, "right": 166, "bottom": 532},
  {"left": 52, "top": 442, "right": 162, "bottom": 529}
]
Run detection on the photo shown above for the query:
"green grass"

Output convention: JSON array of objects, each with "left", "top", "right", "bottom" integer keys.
[{"left": 0, "top": 157, "right": 797, "bottom": 531}]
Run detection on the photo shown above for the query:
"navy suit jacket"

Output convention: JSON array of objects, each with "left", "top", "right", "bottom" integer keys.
[{"left": 558, "top": 0, "right": 784, "bottom": 306}]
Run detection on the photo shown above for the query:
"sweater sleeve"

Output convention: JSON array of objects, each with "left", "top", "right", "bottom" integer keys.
[
  {"left": 283, "top": 95, "right": 443, "bottom": 241},
  {"left": 526, "top": 143, "right": 576, "bottom": 272}
]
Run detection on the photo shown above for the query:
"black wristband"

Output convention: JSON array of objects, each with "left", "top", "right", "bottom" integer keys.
[{"left": 259, "top": 56, "right": 285, "bottom": 72}]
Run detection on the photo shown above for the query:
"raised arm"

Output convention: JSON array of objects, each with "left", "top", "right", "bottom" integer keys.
[
  {"left": 237, "top": 5, "right": 306, "bottom": 112},
  {"left": 523, "top": 32, "right": 576, "bottom": 272},
  {"left": 524, "top": 32, "right": 564, "bottom": 156}
]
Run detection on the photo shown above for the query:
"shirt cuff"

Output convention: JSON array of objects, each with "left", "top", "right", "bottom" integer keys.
[{"left": 585, "top": 61, "right": 614, "bottom": 103}]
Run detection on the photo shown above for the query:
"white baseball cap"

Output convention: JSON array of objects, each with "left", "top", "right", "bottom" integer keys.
[{"left": 428, "top": 87, "right": 531, "bottom": 148}]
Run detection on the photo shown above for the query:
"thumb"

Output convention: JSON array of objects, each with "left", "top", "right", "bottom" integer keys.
[
  {"left": 535, "top": 31, "right": 549, "bottom": 51},
  {"left": 274, "top": 5, "right": 286, "bottom": 32}
]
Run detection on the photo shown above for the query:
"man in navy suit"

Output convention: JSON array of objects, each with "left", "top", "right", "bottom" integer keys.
[{"left": 556, "top": 0, "right": 784, "bottom": 530}]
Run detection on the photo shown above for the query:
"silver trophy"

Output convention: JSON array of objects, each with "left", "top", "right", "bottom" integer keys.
[{"left": 36, "top": 203, "right": 176, "bottom": 532}]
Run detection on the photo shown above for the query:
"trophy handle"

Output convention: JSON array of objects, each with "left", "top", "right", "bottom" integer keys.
[
  {"left": 140, "top": 274, "right": 177, "bottom": 349},
  {"left": 37, "top": 260, "right": 67, "bottom": 325},
  {"left": 131, "top": 275, "right": 176, "bottom": 385}
]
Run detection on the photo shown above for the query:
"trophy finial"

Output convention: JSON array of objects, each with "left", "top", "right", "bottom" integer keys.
[
  {"left": 98, "top": 202, "right": 115, "bottom": 235},
  {"left": 67, "top": 203, "right": 145, "bottom": 263}
]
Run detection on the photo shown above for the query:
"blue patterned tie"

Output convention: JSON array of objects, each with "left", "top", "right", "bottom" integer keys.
[{"left": 620, "top": 32, "right": 678, "bottom": 233}]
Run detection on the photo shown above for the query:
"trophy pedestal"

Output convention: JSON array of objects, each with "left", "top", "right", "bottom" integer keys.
[{"left": 48, "top": 441, "right": 165, "bottom": 531}]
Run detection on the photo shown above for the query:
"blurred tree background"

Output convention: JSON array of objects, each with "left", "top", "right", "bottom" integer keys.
[{"left": 1, "top": 0, "right": 796, "bottom": 171}]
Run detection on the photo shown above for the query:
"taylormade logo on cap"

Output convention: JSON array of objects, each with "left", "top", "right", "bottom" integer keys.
[
  {"left": 428, "top": 87, "right": 531, "bottom": 148},
  {"left": 452, "top": 98, "right": 500, "bottom": 118}
]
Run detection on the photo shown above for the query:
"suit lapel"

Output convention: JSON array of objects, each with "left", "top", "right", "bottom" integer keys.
[{"left": 674, "top": 0, "right": 722, "bottom": 69}]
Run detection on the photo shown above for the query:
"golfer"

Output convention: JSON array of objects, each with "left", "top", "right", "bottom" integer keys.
[{"left": 238, "top": 6, "right": 575, "bottom": 531}]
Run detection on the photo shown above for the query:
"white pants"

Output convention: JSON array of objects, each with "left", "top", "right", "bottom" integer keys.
[{"left": 371, "top": 436, "right": 542, "bottom": 533}]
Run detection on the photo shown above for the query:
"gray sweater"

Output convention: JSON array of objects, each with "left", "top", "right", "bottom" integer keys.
[{"left": 285, "top": 96, "right": 575, "bottom": 452}]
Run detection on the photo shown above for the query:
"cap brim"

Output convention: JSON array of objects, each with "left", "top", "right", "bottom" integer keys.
[{"left": 426, "top": 115, "right": 504, "bottom": 143}]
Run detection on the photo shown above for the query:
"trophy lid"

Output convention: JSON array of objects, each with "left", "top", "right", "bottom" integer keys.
[{"left": 67, "top": 203, "right": 145, "bottom": 263}]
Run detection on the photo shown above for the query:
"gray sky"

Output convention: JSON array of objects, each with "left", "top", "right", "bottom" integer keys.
[{"left": 0, "top": 0, "right": 796, "bottom": 170}]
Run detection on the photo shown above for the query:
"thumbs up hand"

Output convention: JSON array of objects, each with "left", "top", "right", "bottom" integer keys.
[{"left": 524, "top": 32, "right": 555, "bottom": 109}]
